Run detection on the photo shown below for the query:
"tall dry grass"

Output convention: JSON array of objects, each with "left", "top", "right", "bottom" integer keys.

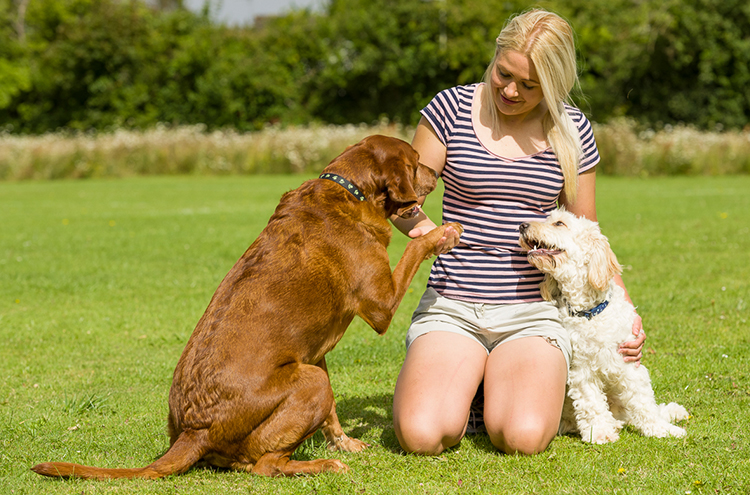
[
  {"left": 0, "top": 121, "right": 410, "bottom": 180},
  {"left": 594, "top": 119, "right": 750, "bottom": 176},
  {"left": 1, "top": 119, "right": 749, "bottom": 180}
]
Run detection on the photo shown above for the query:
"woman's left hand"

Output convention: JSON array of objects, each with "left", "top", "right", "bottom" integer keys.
[{"left": 619, "top": 313, "right": 645, "bottom": 366}]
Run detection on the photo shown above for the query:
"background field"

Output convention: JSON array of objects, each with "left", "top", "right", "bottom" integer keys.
[{"left": 1, "top": 175, "right": 748, "bottom": 494}]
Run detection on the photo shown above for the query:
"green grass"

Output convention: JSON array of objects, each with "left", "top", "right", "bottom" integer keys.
[{"left": 1, "top": 175, "right": 748, "bottom": 494}]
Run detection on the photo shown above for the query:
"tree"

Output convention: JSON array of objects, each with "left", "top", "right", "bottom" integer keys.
[
  {"left": 563, "top": 0, "right": 750, "bottom": 128},
  {"left": 0, "top": 0, "right": 30, "bottom": 112}
]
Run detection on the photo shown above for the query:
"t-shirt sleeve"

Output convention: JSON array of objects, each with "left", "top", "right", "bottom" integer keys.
[
  {"left": 567, "top": 106, "right": 600, "bottom": 173},
  {"left": 419, "top": 87, "right": 461, "bottom": 147}
]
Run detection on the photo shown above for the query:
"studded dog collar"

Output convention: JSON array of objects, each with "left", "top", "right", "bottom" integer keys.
[{"left": 319, "top": 173, "right": 366, "bottom": 202}]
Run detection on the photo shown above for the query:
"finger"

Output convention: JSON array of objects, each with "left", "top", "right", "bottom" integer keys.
[
  {"left": 619, "top": 338, "right": 641, "bottom": 350},
  {"left": 619, "top": 345, "right": 644, "bottom": 360},
  {"left": 623, "top": 351, "right": 643, "bottom": 362},
  {"left": 632, "top": 316, "right": 644, "bottom": 336},
  {"left": 621, "top": 351, "right": 643, "bottom": 368}
]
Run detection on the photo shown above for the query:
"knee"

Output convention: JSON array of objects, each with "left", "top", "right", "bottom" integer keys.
[
  {"left": 487, "top": 416, "right": 556, "bottom": 455},
  {"left": 393, "top": 413, "right": 462, "bottom": 456}
]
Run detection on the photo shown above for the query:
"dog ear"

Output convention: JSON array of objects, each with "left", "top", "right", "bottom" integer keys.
[
  {"left": 539, "top": 274, "right": 561, "bottom": 301},
  {"left": 587, "top": 232, "right": 622, "bottom": 291},
  {"left": 385, "top": 153, "right": 421, "bottom": 217}
]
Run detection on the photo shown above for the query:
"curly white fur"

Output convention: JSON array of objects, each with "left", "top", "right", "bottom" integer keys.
[{"left": 519, "top": 209, "right": 689, "bottom": 444}]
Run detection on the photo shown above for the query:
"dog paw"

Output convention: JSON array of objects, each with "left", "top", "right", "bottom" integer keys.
[
  {"left": 326, "top": 434, "right": 369, "bottom": 453},
  {"left": 579, "top": 425, "right": 620, "bottom": 444},
  {"left": 667, "top": 425, "right": 687, "bottom": 438},
  {"left": 658, "top": 402, "right": 689, "bottom": 423},
  {"left": 426, "top": 222, "right": 463, "bottom": 255},
  {"left": 321, "top": 459, "right": 350, "bottom": 473},
  {"left": 446, "top": 222, "right": 464, "bottom": 236},
  {"left": 640, "top": 421, "right": 687, "bottom": 438}
]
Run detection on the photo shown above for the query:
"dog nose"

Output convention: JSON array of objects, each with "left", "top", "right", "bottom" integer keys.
[{"left": 519, "top": 222, "right": 529, "bottom": 234}]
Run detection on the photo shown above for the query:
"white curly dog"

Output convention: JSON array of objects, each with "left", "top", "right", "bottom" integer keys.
[{"left": 518, "top": 209, "right": 688, "bottom": 444}]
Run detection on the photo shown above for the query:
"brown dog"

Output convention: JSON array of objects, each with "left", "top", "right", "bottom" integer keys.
[{"left": 31, "top": 135, "right": 462, "bottom": 479}]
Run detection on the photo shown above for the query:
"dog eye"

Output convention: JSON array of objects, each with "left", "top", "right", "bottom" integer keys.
[{"left": 554, "top": 221, "right": 566, "bottom": 227}]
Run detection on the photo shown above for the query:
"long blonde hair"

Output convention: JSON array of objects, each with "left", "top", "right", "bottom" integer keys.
[{"left": 482, "top": 9, "right": 582, "bottom": 202}]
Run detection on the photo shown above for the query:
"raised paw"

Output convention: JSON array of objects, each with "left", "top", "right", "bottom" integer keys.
[{"left": 424, "top": 222, "right": 463, "bottom": 257}]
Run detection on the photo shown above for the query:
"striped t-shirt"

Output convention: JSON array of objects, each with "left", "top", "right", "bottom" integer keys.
[{"left": 421, "top": 84, "right": 600, "bottom": 304}]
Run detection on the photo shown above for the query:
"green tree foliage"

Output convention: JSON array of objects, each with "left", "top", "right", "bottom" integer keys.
[
  {"left": 298, "top": 0, "right": 525, "bottom": 124},
  {"left": 0, "top": 0, "right": 31, "bottom": 109},
  {"left": 566, "top": 0, "right": 750, "bottom": 129},
  {"left": 1, "top": 0, "right": 311, "bottom": 131},
  {"left": 0, "top": 0, "right": 748, "bottom": 133}
]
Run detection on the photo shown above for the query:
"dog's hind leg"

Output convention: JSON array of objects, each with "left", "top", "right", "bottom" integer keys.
[
  {"left": 617, "top": 365, "right": 686, "bottom": 438},
  {"left": 241, "top": 363, "right": 349, "bottom": 476}
]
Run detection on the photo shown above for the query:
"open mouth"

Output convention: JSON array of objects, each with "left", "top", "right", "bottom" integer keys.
[
  {"left": 521, "top": 236, "right": 563, "bottom": 256},
  {"left": 398, "top": 204, "right": 421, "bottom": 219}
]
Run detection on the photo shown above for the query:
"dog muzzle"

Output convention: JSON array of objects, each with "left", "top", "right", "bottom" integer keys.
[{"left": 401, "top": 204, "right": 421, "bottom": 219}]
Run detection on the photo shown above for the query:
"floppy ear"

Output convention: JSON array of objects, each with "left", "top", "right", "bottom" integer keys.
[
  {"left": 587, "top": 232, "right": 622, "bottom": 291},
  {"left": 539, "top": 274, "right": 561, "bottom": 301},
  {"left": 385, "top": 155, "right": 420, "bottom": 216}
]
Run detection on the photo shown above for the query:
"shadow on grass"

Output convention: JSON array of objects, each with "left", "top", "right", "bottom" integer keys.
[
  {"left": 335, "top": 393, "right": 502, "bottom": 456},
  {"left": 335, "top": 393, "right": 401, "bottom": 452},
  {"left": 155, "top": 391, "right": 503, "bottom": 474}
]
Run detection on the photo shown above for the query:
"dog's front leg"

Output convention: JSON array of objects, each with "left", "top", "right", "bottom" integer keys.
[
  {"left": 315, "top": 358, "right": 369, "bottom": 452},
  {"left": 359, "top": 222, "right": 463, "bottom": 334},
  {"left": 567, "top": 367, "right": 624, "bottom": 444}
]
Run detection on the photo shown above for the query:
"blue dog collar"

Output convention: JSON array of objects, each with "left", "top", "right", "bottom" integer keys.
[{"left": 569, "top": 300, "right": 609, "bottom": 320}]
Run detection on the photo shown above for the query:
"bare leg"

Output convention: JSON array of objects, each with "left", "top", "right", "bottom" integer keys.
[
  {"left": 483, "top": 337, "right": 568, "bottom": 455},
  {"left": 392, "top": 332, "right": 487, "bottom": 455}
]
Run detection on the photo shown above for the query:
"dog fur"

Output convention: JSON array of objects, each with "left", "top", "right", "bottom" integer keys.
[
  {"left": 519, "top": 209, "right": 688, "bottom": 444},
  {"left": 31, "top": 135, "right": 463, "bottom": 479}
]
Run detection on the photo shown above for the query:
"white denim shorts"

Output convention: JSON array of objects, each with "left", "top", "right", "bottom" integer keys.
[{"left": 406, "top": 287, "right": 571, "bottom": 368}]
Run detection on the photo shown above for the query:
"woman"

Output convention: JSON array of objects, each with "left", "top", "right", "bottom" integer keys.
[{"left": 390, "top": 9, "right": 645, "bottom": 456}]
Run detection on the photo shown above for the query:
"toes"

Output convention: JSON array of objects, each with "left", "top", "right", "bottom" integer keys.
[{"left": 327, "top": 435, "right": 369, "bottom": 452}]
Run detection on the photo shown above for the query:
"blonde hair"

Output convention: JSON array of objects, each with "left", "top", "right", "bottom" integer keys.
[{"left": 482, "top": 9, "right": 582, "bottom": 202}]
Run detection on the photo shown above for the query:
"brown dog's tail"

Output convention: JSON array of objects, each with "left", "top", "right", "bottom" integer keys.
[{"left": 31, "top": 429, "right": 210, "bottom": 480}]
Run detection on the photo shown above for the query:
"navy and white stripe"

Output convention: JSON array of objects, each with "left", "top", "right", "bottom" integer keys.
[{"left": 422, "top": 84, "right": 600, "bottom": 304}]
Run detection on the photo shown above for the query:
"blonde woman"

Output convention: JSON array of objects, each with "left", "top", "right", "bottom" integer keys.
[{"left": 391, "top": 9, "right": 645, "bottom": 455}]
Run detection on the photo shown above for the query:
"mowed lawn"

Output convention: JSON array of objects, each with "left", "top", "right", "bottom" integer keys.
[{"left": 1, "top": 175, "right": 748, "bottom": 494}]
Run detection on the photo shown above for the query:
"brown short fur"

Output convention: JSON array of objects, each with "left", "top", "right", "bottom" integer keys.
[{"left": 31, "top": 135, "right": 462, "bottom": 479}]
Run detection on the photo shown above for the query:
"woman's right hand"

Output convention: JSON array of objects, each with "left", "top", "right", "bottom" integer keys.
[{"left": 409, "top": 224, "right": 461, "bottom": 256}]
